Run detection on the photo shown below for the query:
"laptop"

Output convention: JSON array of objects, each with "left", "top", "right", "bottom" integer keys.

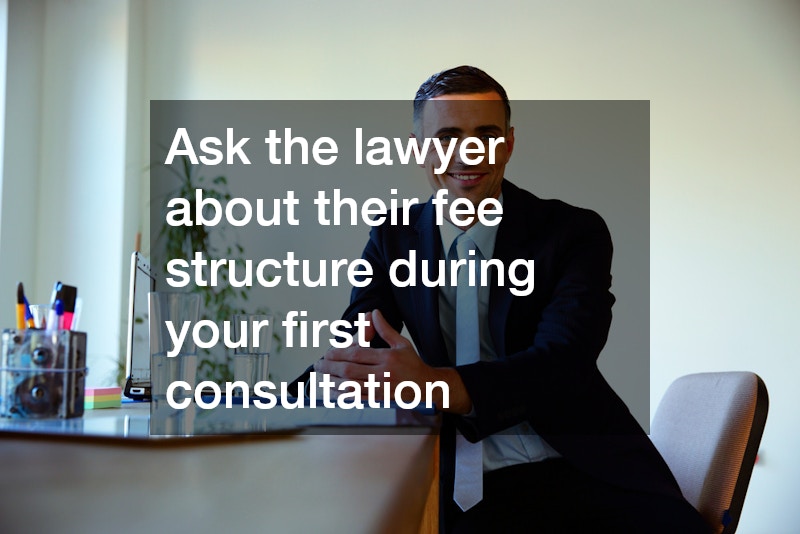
[{"left": 124, "top": 252, "right": 156, "bottom": 401}]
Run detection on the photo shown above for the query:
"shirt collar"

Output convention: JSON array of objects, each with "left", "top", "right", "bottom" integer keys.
[{"left": 439, "top": 194, "right": 502, "bottom": 260}]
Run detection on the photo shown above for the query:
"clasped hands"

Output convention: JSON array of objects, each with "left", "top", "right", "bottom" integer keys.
[{"left": 313, "top": 309, "right": 471, "bottom": 414}]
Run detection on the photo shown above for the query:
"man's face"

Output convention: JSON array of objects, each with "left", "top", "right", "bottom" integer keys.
[{"left": 416, "top": 92, "right": 514, "bottom": 208}]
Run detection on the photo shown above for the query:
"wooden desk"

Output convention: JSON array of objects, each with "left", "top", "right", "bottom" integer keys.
[{"left": 0, "top": 404, "right": 439, "bottom": 534}]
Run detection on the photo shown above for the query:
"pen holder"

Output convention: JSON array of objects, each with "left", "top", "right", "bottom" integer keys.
[{"left": 0, "top": 329, "right": 88, "bottom": 419}]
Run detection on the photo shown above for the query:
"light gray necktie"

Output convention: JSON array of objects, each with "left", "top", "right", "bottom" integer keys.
[{"left": 453, "top": 234, "right": 483, "bottom": 511}]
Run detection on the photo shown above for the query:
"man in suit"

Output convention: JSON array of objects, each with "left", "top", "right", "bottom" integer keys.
[{"left": 311, "top": 66, "right": 707, "bottom": 532}]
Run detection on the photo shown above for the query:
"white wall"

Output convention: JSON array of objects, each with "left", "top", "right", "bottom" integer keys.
[
  {"left": 1, "top": 0, "right": 130, "bottom": 385},
  {"left": 1, "top": 1, "right": 797, "bottom": 531},
  {"left": 0, "top": 0, "right": 41, "bottom": 337},
  {"left": 0, "top": 0, "right": 7, "bottom": 267}
]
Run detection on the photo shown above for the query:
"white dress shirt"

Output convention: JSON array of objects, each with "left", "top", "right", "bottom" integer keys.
[{"left": 438, "top": 197, "right": 561, "bottom": 472}]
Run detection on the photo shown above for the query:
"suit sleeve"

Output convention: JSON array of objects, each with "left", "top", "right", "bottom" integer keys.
[
  {"left": 339, "top": 223, "right": 406, "bottom": 343},
  {"left": 455, "top": 208, "right": 619, "bottom": 441},
  {"left": 286, "top": 222, "right": 404, "bottom": 392}
]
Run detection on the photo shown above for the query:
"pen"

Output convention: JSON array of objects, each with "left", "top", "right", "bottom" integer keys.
[
  {"left": 49, "top": 281, "right": 62, "bottom": 308},
  {"left": 56, "top": 300, "right": 65, "bottom": 330},
  {"left": 16, "top": 282, "right": 25, "bottom": 329},
  {"left": 23, "top": 296, "right": 35, "bottom": 329},
  {"left": 71, "top": 297, "right": 82, "bottom": 331},
  {"left": 46, "top": 299, "right": 63, "bottom": 333}
]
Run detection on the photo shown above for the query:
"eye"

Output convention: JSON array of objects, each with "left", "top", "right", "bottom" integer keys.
[{"left": 439, "top": 135, "right": 454, "bottom": 144}]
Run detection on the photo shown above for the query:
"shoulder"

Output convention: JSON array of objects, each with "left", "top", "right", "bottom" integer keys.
[
  {"left": 369, "top": 197, "right": 430, "bottom": 237},
  {"left": 501, "top": 180, "right": 610, "bottom": 241},
  {"left": 361, "top": 198, "right": 430, "bottom": 260}
]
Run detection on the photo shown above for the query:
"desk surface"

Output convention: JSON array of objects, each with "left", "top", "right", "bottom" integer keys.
[{"left": 0, "top": 404, "right": 438, "bottom": 534}]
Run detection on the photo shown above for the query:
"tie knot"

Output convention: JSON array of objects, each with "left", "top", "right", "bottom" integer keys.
[{"left": 455, "top": 234, "right": 478, "bottom": 261}]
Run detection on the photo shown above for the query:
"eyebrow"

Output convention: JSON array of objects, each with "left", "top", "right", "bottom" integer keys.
[{"left": 433, "top": 125, "right": 505, "bottom": 137}]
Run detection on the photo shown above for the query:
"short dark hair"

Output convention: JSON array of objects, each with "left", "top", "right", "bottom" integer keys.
[{"left": 413, "top": 65, "right": 511, "bottom": 131}]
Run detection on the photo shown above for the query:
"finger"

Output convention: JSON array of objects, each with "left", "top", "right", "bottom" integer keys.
[
  {"left": 314, "top": 356, "right": 342, "bottom": 376},
  {"left": 316, "top": 359, "right": 381, "bottom": 381},
  {"left": 325, "top": 376, "right": 387, "bottom": 402},
  {"left": 323, "top": 345, "right": 386, "bottom": 365},
  {"left": 372, "top": 309, "right": 406, "bottom": 349},
  {"left": 359, "top": 311, "right": 377, "bottom": 344}
]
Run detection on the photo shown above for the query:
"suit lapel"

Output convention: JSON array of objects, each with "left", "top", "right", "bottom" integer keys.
[
  {"left": 489, "top": 181, "right": 539, "bottom": 359},
  {"left": 413, "top": 201, "right": 451, "bottom": 367},
  {"left": 411, "top": 182, "right": 541, "bottom": 364}
]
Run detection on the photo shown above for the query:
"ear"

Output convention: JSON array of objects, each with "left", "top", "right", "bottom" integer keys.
[{"left": 504, "top": 126, "right": 515, "bottom": 161}]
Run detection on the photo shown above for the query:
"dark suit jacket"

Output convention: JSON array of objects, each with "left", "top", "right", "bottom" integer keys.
[{"left": 303, "top": 179, "right": 686, "bottom": 524}]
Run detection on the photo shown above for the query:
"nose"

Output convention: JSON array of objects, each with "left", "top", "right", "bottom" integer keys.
[{"left": 451, "top": 137, "right": 487, "bottom": 167}]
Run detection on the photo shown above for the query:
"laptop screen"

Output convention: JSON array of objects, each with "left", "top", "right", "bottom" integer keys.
[{"left": 124, "top": 252, "right": 155, "bottom": 400}]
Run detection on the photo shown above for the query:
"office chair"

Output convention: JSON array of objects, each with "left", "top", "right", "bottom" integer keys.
[{"left": 650, "top": 372, "right": 768, "bottom": 534}]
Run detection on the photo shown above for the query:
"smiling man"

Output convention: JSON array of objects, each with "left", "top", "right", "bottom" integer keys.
[
  {"left": 309, "top": 66, "right": 708, "bottom": 533},
  {"left": 416, "top": 92, "right": 512, "bottom": 211}
]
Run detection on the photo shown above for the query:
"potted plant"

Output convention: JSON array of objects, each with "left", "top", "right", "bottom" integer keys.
[{"left": 152, "top": 155, "right": 281, "bottom": 382}]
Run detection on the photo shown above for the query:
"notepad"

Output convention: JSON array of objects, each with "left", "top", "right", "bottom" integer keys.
[{"left": 85, "top": 386, "right": 121, "bottom": 409}]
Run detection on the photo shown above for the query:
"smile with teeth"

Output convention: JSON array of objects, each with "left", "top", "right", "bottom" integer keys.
[{"left": 449, "top": 172, "right": 484, "bottom": 181}]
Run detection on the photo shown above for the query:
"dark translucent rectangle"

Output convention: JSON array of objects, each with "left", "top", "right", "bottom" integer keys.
[{"left": 149, "top": 100, "right": 649, "bottom": 436}]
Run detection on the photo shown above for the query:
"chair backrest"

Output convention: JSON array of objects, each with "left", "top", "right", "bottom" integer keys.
[{"left": 650, "top": 372, "right": 768, "bottom": 534}]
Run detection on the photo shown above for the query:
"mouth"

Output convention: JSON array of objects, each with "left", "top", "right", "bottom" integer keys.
[{"left": 447, "top": 172, "right": 485, "bottom": 185}]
